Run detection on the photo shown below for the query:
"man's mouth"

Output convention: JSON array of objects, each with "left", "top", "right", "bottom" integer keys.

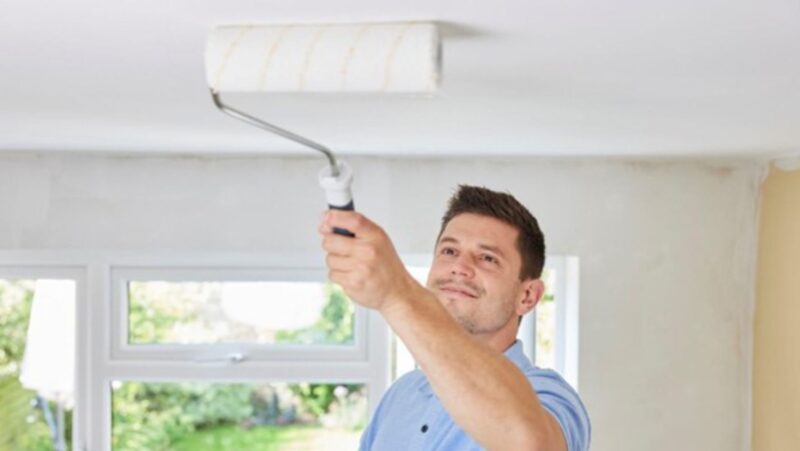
[{"left": 438, "top": 285, "right": 479, "bottom": 299}]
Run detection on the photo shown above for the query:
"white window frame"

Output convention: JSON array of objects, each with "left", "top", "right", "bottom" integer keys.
[
  {"left": 0, "top": 250, "right": 391, "bottom": 451},
  {"left": 517, "top": 256, "right": 581, "bottom": 390},
  {"left": 109, "top": 266, "right": 369, "bottom": 362}
]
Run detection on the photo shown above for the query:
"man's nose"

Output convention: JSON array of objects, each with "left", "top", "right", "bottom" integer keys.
[{"left": 450, "top": 254, "right": 475, "bottom": 278}]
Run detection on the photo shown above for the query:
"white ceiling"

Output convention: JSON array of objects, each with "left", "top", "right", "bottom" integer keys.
[{"left": 2, "top": 0, "right": 799, "bottom": 157}]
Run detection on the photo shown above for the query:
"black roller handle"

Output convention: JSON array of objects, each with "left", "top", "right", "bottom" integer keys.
[{"left": 329, "top": 200, "right": 356, "bottom": 238}]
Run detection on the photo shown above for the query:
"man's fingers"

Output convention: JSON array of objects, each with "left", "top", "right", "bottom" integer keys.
[
  {"left": 327, "top": 269, "right": 354, "bottom": 288},
  {"left": 325, "top": 254, "right": 356, "bottom": 271},
  {"left": 321, "top": 210, "right": 377, "bottom": 237},
  {"left": 321, "top": 234, "right": 354, "bottom": 256}
]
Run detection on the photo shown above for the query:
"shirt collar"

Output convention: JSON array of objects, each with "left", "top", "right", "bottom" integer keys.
[
  {"left": 417, "top": 340, "right": 531, "bottom": 398},
  {"left": 503, "top": 339, "right": 534, "bottom": 371}
]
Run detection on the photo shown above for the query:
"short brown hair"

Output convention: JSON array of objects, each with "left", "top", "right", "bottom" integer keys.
[{"left": 437, "top": 185, "right": 545, "bottom": 280}]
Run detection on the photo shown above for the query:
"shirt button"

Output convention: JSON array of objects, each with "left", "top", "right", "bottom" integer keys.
[{"left": 421, "top": 424, "right": 429, "bottom": 433}]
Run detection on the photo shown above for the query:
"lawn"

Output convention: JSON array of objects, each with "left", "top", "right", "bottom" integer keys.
[{"left": 171, "top": 424, "right": 361, "bottom": 451}]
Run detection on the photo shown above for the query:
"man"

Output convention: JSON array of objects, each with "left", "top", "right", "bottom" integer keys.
[{"left": 319, "top": 185, "right": 590, "bottom": 451}]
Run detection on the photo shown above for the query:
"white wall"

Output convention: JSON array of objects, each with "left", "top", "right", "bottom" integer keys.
[{"left": 0, "top": 152, "right": 762, "bottom": 451}]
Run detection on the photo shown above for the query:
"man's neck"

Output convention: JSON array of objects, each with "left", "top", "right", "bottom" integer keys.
[{"left": 473, "top": 328, "right": 518, "bottom": 354}]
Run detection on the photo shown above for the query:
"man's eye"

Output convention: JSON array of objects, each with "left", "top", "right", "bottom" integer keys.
[
  {"left": 481, "top": 255, "right": 498, "bottom": 264},
  {"left": 441, "top": 247, "right": 456, "bottom": 256}
]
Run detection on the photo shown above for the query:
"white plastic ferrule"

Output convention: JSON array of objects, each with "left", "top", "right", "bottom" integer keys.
[{"left": 318, "top": 161, "right": 354, "bottom": 209}]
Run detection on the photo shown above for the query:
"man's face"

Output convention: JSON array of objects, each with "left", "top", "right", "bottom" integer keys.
[{"left": 426, "top": 213, "right": 529, "bottom": 336}]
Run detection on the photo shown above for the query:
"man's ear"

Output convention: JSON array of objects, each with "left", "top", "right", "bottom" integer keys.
[{"left": 517, "top": 278, "right": 545, "bottom": 316}]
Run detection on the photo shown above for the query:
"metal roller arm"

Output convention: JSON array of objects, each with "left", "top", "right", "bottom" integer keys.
[{"left": 210, "top": 89, "right": 340, "bottom": 177}]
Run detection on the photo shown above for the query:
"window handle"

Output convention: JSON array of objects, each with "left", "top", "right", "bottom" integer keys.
[{"left": 193, "top": 352, "right": 247, "bottom": 364}]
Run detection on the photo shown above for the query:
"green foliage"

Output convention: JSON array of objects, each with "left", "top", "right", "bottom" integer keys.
[
  {"left": 127, "top": 282, "right": 199, "bottom": 344},
  {"left": 0, "top": 377, "right": 53, "bottom": 451},
  {"left": 275, "top": 283, "right": 354, "bottom": 345},
  {"left": 112, "top": 380, "right": 366, "bottom": 450},
  {"left": 0, "top": 281, "right": 34, "bottom": 367},
  {"left": 112, "top": 382, "right": 182, "bottom": 450},
  {"left": 312, "top": 284, "right": 355, "bottom": 344},
  {"left": 170, "top": 424, "right": 359, "bottom": 451},
  {"left": 287, "top": 383, "right": 362, "bottom": 418},
  {"left": 0, "top": 280, "right": 72, "bottom": 451},
  {"left": 273, "top": 284, "right": 360, "bottom": 422},
  {"left": 112, "top": 382, "right": 254, "bottom": 450},
  {"left": 180, "top": 383, "right": 253, "bottom": 426},
  {"left": 171, "top": 424, "right": 295, "bottom": 451}
]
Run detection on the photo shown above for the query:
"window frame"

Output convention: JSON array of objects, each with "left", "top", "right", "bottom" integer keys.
[
  {"left": 109, "top": 266, "right": 369, "bottom": 362},
  {"left": 0, "top": 250, "right": 391, "bottom": 451},
  {"left": 517, "top": 255, "right": 581, "bottom": 389}
]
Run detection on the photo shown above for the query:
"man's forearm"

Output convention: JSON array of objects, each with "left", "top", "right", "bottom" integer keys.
[{"left": 380, "top": 284, "right": 565, "bottom": 451}]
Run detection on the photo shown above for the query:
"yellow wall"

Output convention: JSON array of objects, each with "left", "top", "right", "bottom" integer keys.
[{"left": 753, "top": 166, "right": 800, "bottom": 450}]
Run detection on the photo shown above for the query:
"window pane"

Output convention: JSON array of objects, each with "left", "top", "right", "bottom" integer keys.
[
  {"left": 0, "top": 279, "right": 75, "bottom": 451},
  {"left": 391, "top": 265, "right": 428, "bottom": 381},
  {"left": 111, "top": 381, "right": 367, "bottom": 451},
  {"left": 127, "top": 281, "right": 355, "bottom": 346},
  {"left": 535, "top": 269, "right": 556, "bottom": 369}
]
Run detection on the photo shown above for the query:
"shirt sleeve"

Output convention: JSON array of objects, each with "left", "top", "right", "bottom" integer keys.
[
  {"left": 531, "top": 371, "right": 591, "bottom": 451},
  {"left": 358, "top": 406, "right": 379, "bottom": 451},
  {"left": 358, "top": 382, "right": 395, "bottom": 451}
]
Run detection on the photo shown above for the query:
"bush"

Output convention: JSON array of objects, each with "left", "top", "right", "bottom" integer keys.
[{"left": 112, "top": 382, "right": 254, "bottom": 450}]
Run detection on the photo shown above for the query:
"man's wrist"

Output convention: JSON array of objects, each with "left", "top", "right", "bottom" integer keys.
[{"left": 380, "top": 277, "right": 428, "bottom": 319}]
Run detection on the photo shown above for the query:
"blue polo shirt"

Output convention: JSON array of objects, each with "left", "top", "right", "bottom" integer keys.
[{"left": 359, "top": 340, "right": 591, "bottom": 450}]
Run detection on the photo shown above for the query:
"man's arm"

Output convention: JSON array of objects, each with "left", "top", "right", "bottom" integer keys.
[
  {"left": 320, "top": 210, "right": 567, "bottom": 451},
  {"left": 382, "top": 279, "right": 567, "bottom": 451}
]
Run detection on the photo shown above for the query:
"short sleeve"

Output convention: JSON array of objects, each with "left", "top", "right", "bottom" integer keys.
[
  {"left": 358, "top": 380, "right": 396, "bottom": 451},
  {"left": 531, "top": 371, "right": 591, "bottom": 451}
]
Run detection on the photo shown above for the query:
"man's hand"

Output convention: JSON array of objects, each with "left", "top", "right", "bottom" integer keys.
[{"left": 319, "top": 210, "right": 421, "bottom": 313}]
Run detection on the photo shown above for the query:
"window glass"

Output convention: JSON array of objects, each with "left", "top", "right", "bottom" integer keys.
[
  {"left": 111, "top": 381, "right": 367, "bottom": 451},
  {"left": 0, "top": 279, "right": 75, "bottom": 451},
  {"left": 127, "top": 281, "right": 355, "bottom": 346},
  {"left": 535, "top": 269, "right": 557, "bottom": 369}
]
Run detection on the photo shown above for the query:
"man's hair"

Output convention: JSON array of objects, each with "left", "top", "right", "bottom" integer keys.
[{"left": 437, "top": 185, "right": 546, "bottom": 280}]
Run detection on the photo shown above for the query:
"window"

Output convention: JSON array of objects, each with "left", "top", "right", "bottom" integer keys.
[
  {"left": 104, "top": 261, "right": 387, "bottom": 451},
  {"left": 0, "top": 253, "right": 390, "bottom": 451},
  {"left": 110, "top": 267, "right": 368, "bottom": 362}
]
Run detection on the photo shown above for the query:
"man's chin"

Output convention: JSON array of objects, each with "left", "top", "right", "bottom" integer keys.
[
  {"left": 440, "top": 299, "right": 463, "bottom": 319},
  {"left": 441, "top": 305, "right": 476, "bottom": 332}
]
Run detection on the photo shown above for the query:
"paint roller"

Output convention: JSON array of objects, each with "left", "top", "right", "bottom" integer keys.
[{"left": 205, "top": 22, "right": 442, "bottom": 236}]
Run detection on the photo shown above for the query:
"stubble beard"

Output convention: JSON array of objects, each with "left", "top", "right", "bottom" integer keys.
[{"left": 430, "top": 277, "right": 515, "bottom": 335}]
